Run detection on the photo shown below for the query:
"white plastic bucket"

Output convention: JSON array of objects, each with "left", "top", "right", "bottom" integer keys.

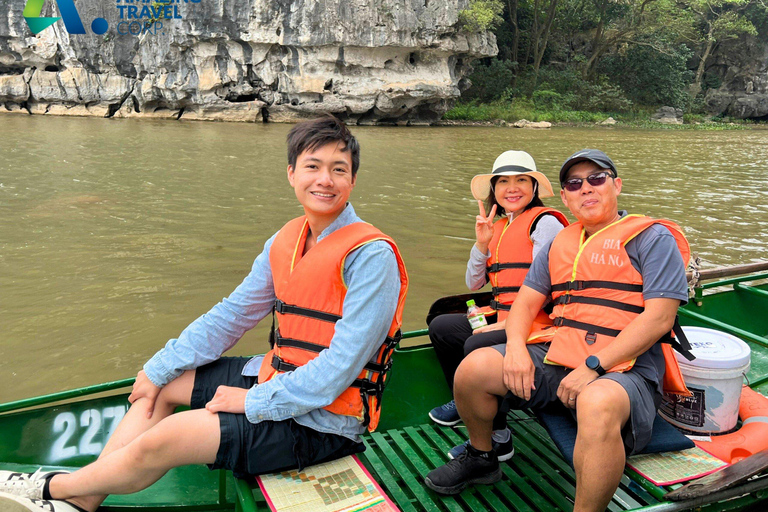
[{"left": 660, "top": 326, "right": 750, "bottom": 434}]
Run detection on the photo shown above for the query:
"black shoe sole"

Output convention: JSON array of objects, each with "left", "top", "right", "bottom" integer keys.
[{"left": 424, "top": 466, "right": 503, "bottom": 495}]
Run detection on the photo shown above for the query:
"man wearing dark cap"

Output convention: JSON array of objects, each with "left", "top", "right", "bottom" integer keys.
[{"left": 425, "top": 149, "right": 690, "bottom": 512}]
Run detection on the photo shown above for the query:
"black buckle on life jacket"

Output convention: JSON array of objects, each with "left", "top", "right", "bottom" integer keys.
[
  {"left": 486, "top": 262, "right": 530, "bottom": 274},
  {"left": 560, "top": 294, "right": 573, "bottom": 305},
  {"left": 489, "top": 300, "right": 511, "bottom": 311},
  {"left": 357, "top": 373, "right": 389, "bottom": 427},
  {"left": 585, "top": 332, "right": 597, "bottom": 345},
  {"left": 364, "top": 359, "right": 393, "bottom": 374},
  {"left": 554, "top": 317, "right": 564, "bottom": 327},
  {"left": 271, "top": 355, "right": 297, "bottom": 373},
  {"left": 274, "top": 299, "right": 342, "bottom": 323},
  {"left": 385, "top": 330, "right": 402, "bottom": 349}
]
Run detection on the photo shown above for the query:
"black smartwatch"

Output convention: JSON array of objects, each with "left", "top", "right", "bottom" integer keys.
[{"left": 585, "top": 355, "right": 606, "bottom": 376}]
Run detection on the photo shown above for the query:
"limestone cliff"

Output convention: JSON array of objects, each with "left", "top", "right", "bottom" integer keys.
[
  {"left": 705, "top": 34, "right": 768, "bottom": 120},
  {"left": 0, "top": 0, "right": 496, "bottom": 123}
]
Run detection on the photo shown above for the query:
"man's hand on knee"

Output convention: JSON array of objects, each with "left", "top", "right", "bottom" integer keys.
[
  {"left": 502, "top": 346, "right": 536, "bottom": 400},
  {"left": 129, "top": 370, "right": 162, "bottom": 419},
  {"left": 557, "top": 365, "right": 598, "bottom": 409},
  {"left": 206, "top": 385, "right": 248, "bottom": 414}
]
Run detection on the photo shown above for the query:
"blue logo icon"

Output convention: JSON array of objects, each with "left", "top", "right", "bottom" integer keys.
[{"left": 23, "top": 0, "right": 108, "bottom": 35}]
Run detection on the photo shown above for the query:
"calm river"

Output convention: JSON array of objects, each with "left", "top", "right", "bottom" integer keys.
[{"left": 1, "top": 115, "right": 767, "bottom": 403}]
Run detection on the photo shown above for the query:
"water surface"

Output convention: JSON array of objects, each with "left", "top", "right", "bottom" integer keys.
[{"left": 1, "top": 116, "right": 767, "bottom": 402}]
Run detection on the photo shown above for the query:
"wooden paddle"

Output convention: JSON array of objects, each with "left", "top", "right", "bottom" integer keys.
[
  {"left": 425, "top": 292, "right": 493, "bottom": 326},
  {"left": 664, "top": 448, "right": 768, "bottom": 501}
]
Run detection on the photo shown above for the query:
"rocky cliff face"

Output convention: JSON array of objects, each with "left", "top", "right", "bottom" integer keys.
[
  {"left": 705, "top": 35, "right": 768, "bottom": 120},
  {"left": 0, "top": 0, "right": 496, "bottom": 123}
]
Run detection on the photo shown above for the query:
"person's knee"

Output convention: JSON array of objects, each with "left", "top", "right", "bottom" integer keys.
[
  {"left": 463, "top": 334, "right": 486, "bottom": 356},
  {"left": 428, "top": 314, "right": 456, "bottom": 344},
  {"left": 156, "top": 371, "right": 194, "bottom": 410},
  {"left": 131, "top": 419, "right": 180, "bottom": 469},
  {"left": 133, "top": 430, "right": 164, "bottom": 463},
  {"left": 576, "top": 385, "right": 628, "bottom": 441},
  {"left": 455, "top": 349, "right": 500, "bottom": 394}
]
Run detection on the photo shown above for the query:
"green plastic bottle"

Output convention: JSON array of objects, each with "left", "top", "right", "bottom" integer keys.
[{"left": 466, "top": 299, "right": 488, "bottom": 330}]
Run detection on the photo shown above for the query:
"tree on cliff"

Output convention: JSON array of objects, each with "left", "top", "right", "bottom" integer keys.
[
  {"left": 574, "top": 0, "right": 668, "bottom": 79},
  {"left": 676, "top": 0, "right": 762, "bottom": 94},
  {"left": 459, "top": 0, "right": 505, "bottom": 31}
]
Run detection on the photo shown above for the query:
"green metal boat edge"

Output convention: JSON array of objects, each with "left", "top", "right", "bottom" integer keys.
[{"left": 2, "top": 274, "right": 768, "bottom": 511}]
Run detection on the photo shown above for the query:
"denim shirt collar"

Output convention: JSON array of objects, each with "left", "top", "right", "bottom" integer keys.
[{"left": 316, "top": 203, "right": 360, "bottom": 243}]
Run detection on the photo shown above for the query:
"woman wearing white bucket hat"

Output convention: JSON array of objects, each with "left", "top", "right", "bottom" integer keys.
[{"left": 428, "top": 150, "right": 569, "bottom": 459}]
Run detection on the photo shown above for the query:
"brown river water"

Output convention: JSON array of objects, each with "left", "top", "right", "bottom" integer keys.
[{"left": 1, "top": 115, "right": 767, "bottom": 403}]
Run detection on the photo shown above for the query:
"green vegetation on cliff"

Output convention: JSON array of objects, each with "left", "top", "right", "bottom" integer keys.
[{"left": 450, "top": 0, "right": 768, "bottom": 122}]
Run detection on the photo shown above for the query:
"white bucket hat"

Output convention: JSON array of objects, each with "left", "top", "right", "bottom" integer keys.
[{"left": 470, "top": 150, "right": 555, "bottom": 201}]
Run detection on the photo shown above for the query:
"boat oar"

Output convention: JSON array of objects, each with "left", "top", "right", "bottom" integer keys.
[
  {"left": 687, "top": 261, "right": 768, "bottom": 283},
  {"left": 664, "top": 448, "right": 768, "bottom": 501}
]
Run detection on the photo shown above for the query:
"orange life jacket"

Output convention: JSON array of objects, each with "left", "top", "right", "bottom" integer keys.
[
  {"left": 486, "top": 207, "right": 569, "bottom": 328},
  {"left": 527, "top": 214, "right": 693, "bottom": 395},
  {"left": 257, "top": 216, "right": 409, "bottom": 431}
]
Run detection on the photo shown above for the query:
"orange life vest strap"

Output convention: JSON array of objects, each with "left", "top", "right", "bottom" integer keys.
[
  {"left": 551, "top": 314, "right": 694, "bottom": 360},
  {"left": 274, "top": 298, "right": 342, "bottom": 323},
  {"left": 270, "top": 357, "right": 386, "bottom": 393},
  {"left": 551, "top": 280, "right": 643, "bottom": 293},
  {"left": 487, "top": 262, "right": 531, "bottom": 274},
  {"left": 552, "top": 294, "right": 645, "bottom": 314},
  {"left": 553, "top": 317, "right": 622, "bottom": 339},
  {"left": 489, "top": 299, "right": 511, "bottom": 312},
  {"left": 492, "top": 286, "right": 521, "bottom": 295},
  {"left": 270, "top": 327, "right": 402, "bottom": 427},
  {"left": 671, "top": 317, "right": 696, "bottom": 361},
  {"left": 273, "top": 331, "right": 399, "bottom": 373},
  {"left": 550, "top": 275, "right": 695, "bottom": 360}
]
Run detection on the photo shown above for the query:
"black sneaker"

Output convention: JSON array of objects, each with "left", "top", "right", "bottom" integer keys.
[
  {"left": 424, "top": 446, "right": 502, "bottom": 495},
  {"left": 448, "top": 434, "right": 514, "bottom": 462}
]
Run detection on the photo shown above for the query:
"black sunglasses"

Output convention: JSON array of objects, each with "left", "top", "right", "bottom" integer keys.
[{"left": 562, "top": 171, "right": 614, "bottom": 192}]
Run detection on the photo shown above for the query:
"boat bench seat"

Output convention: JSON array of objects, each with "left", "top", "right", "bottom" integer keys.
[{"left": 238, "top": 409, "right": 669, "bottom": 511}]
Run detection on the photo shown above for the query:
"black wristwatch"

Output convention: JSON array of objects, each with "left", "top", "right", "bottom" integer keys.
[{"left": 585, "top": 355, "right": 606, "bottom": 376}]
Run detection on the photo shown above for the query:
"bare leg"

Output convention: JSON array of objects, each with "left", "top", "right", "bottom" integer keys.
[
  {"left": 57, "top": 370, "right": 197, "bottom": 511},
  {"left": 573, "top": 379, "right": 631, "bottom": 512},
  {"left": 49, "top": 408, "right": 220, "bottom": 501},
  {"left": 454, "top": 348, "right": 509, "bottom": 452}
]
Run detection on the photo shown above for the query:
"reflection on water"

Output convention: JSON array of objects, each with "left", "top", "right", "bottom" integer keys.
[{"left": 1, "top": 116, "right": 767, "bottom": 402}]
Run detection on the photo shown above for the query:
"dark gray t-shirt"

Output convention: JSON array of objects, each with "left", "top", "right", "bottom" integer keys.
[{"left": 523, "top": 211, "right": 688, "bottom": 392}]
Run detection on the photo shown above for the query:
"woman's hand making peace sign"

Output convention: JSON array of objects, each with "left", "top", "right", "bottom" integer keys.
[{"left": 475, "top": 200, "right": 497, "bottom": 255}]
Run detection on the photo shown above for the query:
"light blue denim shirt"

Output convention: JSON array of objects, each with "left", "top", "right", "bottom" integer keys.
[{"left": 143, "top": 204, "right": 402, "bottom": 441}]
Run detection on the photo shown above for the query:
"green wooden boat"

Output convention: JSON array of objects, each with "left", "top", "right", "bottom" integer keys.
[{"left": 2, "top": 263, "right": 768, "bottom": 512}]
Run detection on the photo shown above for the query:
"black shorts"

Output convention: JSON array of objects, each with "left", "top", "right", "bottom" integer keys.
[{"left": 191, "top": 357, "right": 364, "bottom": 477}]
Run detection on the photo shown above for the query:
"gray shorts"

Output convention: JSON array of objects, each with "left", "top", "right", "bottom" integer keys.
[{"left": 492, "top": 343, "right": 661, "bottom": 455}]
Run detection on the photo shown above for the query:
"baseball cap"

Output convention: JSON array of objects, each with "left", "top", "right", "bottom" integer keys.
[{"left": 559, "top": 149, "right": 617, "bottom": 184}]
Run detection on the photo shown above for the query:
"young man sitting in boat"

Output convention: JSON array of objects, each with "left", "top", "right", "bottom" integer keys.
[
  {"left": 0, "top": 116, "right": 408, "bottom": 512},
  {"left": 425, "top": 149, "right": 690, "bottom": 512}
]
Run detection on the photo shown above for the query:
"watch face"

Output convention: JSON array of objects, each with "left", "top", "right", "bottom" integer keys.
[{"left": 586, "top": 355, "right": 599, "bottom": 370}]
